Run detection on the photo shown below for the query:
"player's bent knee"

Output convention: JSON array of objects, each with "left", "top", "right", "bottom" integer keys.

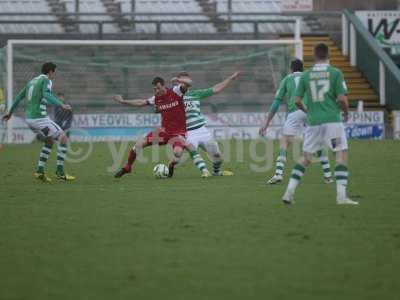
[
  {"left": 213, "top": 153, "right": 222, "bottom": 161},
  {"left": 45, "top": 137, "right": 54, "bottom": 146},
  {"left": 59, "top": 133, "right": 68, "bottom": 144},
  {"left": 185, "top": 143, "right": 196, "bottom": 152},
  {"left": 173, "top": 147, "right": 184, "bottom": 158},
  {"left": 301, "top": 155, "right": 312, "bottom": 166},
  {"left": 280, "top": 136, "right": 291, "bottom": 148},
  {"left": 134, "top": 139, "right": 146, "bottom": 150},
  {"left": 336, "top": 150, "right": 348, "bottom": 165}
]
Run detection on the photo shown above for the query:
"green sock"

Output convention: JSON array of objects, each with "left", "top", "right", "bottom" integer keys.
[
  {"left": 190, "top": 150, "right": 208, "bottom": 173},
  {"left": 56, "top": 143, "right": 68, "bottom": 175},
  {"left": 275, "top": 148, "right": 287, "bottom": 177},
  {"left": 36, "top": 143, "right": 53, "bottom": 174},
  {"left": 317, "top": 150, "right": 332, "bottom": 178}
]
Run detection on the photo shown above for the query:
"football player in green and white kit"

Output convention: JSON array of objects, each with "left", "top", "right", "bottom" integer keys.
[
  {"left": 282, "top": 44, "right": 358, "bottom": 205},
  {"left": 259, "top": 59, "right": 333, "bottom": 185},
  {"left": 2, "top": 62, "right": 75, "bottom": 182},
  {"left": 173, "top": 71, "right": 241, "bottom": 177}
]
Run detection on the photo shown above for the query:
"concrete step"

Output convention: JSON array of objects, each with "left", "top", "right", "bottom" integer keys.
[
  {"left": 304, "top": 48, "right": 342, "bottom": 54},
  {"left": 303, "top": 36, "right": 331, "bottom": 41},
  {"left": 350, "top": 89, "right": 376, "bottom": 95},
  {"left": 304, "top": 45, "right": 341, "bottom": 50},
  {"left": 347, "top": 83, "right": 371, "bottom": 89},
  {"left": 348, "top": 78, "right": 369, "bottom": 84},
  {"left": 328, "top": 57, "right": 348, "bottom": 62},
  {"left": 304, "top": 49, "right": 342, "bottom": 56},
  {"left": 304, "top": 40, "right": 336, "bottom": 44},
  {"left": 304, "top": 64, "right": 359, "bottom": 72},
  {"left": 342, "top": 72, "right": 363, "bottom": 79},
  {"left": 348, "top": 94, "right": 379, "bottom": 101},
  {"left": 304, "top": 62, "right": 352, "bottom": 69}
]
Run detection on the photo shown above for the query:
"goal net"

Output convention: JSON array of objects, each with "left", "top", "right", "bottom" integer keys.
[{"left": 2, "top": 40, "right": 302, "bottom": 143}]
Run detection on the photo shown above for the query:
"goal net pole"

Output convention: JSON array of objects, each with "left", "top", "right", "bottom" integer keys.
[{"left": 6, "top": 41, "right": 13, "bottom": 144}]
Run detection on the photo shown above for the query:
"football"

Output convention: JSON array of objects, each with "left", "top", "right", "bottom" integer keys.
[{"left": 153, "top": 164, "right": 169, "bottom": 179}]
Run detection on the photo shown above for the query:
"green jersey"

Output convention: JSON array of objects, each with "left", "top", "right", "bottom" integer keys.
[
  {"left": 275, "top": 72, "right": 303, "bottom": 114},
  {"left": 9, "top": 74, "right": 63, "bottom": 119},
  {"left": 184, "top": 88, "right": 214, "bottom": 131},
  {"left": 295, "top": 63, "right": 348, "bottom": 126}
]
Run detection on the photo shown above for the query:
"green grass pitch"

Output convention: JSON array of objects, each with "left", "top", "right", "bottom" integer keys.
[{"left": 1, "top": 140, "right": 400, "bottom": 300}]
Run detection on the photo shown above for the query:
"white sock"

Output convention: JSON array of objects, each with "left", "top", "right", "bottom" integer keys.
[
  {"left": 287, "top": 178, "right": 299, "bottom": 194},
  {"left": 337, "top": 183, "right": 347, "bottom": 201}
]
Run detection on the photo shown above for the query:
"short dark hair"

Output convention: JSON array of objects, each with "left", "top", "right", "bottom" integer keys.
[
  {"left": 57, "top": 92, "right": 65, "bottom": 97},
  {"left": 177, "top": 71, "right": 190, "bottom": 77},
  {"left": 291, "top": 59, "right": 304, "bottom": 72},
  {"left": 314, "top": 43, "right": 329, "bottom": 60},
  {"left": 152, "top": 77, "right": 165, "bottom": 86},
  {"left": 41, "top": 62, "right": 57, "bottom": 75}
]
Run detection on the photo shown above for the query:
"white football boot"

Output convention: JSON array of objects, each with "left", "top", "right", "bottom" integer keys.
[
  {"left": 267, "top": 174, "right": 283, "bottom": 185},
  {"left": 337, "top": 198, "right": 359, "bottom": 205},
  {"left": 282, "top": 190, "right": 294, "bottom": 205}
]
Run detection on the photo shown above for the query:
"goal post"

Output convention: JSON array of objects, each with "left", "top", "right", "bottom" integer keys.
[{"left": 4, "top": 37, "right": 303, "bottom": 143}]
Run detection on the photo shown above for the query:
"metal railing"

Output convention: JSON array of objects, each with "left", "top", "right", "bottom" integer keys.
[{"left": 342, "top": 9, "right": 400, "bottom": 109}]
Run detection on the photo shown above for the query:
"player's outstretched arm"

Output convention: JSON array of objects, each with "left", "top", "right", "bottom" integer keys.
[
  {"left": 212, "top": 71, "right": 241, "bottom": 94},
  {"left": 2, "top": 86, "right": 27, "bottom": 122},
  {"left": 171, "top": 77, "right": 193, "bottom": 94},
  {"left": 173, "top": 77, "right": 193, "bottom": 87},
  {"left": 260, "top": 75, "right": 287, "bottom": 136},
  {"left": 112, "top": 95, "right": 150, "bottom": 107},
  {"left": 337, "top": 94, "right": 349, "bottom": 122},
  {"left": 259, "top": 99, "right": 281, "bottom": 136}
]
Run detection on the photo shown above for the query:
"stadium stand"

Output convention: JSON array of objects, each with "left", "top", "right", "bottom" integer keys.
[
  {"left": 46, "top": 0, "right": 77, "bottom": 33},
  {"left": 0, "top": 0, "right": 63, "bottom": 33},
  {"left": 0, "top": 0, "right": 308, "bottom": 35},
  {"left": 117, "top": 0, "right": 308, "bottom": 35},
  {"left": 117, "top": 0, "right": 216, "bottom": 34},
  {"left": 62, "top": 0, "right": 120, "bottom": 33},
  {"left": 213, "top": 0, "right": 310, "bottom": 34}
]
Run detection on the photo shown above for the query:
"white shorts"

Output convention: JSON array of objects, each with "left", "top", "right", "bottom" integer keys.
[
  {"left": 303, "top": 122, "right": 348, "bottom": 154},
  {"left": 187, "top": 126, "right": 220, "bottom": 154},
  {"left": 25, "top": 117, "right": 63, "bottom": 139},
  {"left": 282, "top": 110, "right": 307, "bottom": 136}
]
